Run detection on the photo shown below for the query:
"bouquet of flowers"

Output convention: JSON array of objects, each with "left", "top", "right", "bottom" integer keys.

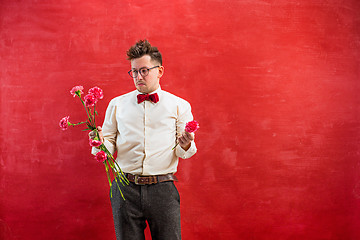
[{"left": 59, "top": 86, "right": 128, "bottom": 199}]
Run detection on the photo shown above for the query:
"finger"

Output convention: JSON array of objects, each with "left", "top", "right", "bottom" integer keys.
[
  {"left": 179, "top": 138, "right": 190, "bottom": 148},
  {"left": 182, "top": 132, "right": 194, "bottom": 142},
  {"left": 89, "top": 126, "right": 104, "bottom": 142},
  {"left": 184, "top": 132, "right": 194, "bottom": 140},
  {"left": 178, "top": 136, "right": 186, "bottom": 145},
  {"left": 88, "top": 131, "right": 96, "bottom": 139},
  {"left": 181, "top": 135, "right": 190, "bottom": 143}
]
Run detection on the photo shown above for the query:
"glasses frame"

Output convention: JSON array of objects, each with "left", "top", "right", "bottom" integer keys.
[{"left": 128, "top": 66, "right": 160, "bottom": 78}]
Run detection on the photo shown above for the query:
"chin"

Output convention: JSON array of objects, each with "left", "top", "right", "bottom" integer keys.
[{"left": 137, "top": 88, "right": 149, "bottom": 94}]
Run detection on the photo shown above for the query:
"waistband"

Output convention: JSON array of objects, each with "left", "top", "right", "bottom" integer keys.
[{"left": 125, "top": 173, "right": 178, "bottom": 185}]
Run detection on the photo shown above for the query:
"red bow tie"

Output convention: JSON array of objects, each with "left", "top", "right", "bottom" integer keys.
[{"left": 137, "top": 93, "right": 159, "bottom": 104}]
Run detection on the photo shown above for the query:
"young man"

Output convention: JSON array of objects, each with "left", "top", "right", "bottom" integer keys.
[{"left": 91, "top": 39, "right": 197, "bottom": 240}]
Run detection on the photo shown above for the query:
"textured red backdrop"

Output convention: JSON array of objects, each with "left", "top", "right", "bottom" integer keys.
[{"left": 1, "top": 0, "right": 360, "bottom": 239}]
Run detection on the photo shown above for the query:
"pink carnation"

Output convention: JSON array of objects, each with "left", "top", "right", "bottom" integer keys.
[
  {"left": 88, "top": 86, "right": 104, "bottom": 100},
  {"left": 70, "top": 86, "right": 84, "bottom": 97},
  {"left": 95, "top": 151, "right": 107, "bottom": 163},
  {"left": 89, "top": 138, "right": 102, "bottom": 147},
  {"left": 185, "top": 120, "right": 199, "bottom": 133},
  {"left": 59, "top": 116, "right": 70, "bottom": 130},
  {"left": 84, "top": 93, "right": 96, "bottom": 107}
]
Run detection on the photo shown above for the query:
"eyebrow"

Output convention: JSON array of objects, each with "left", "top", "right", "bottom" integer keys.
[{"left": 131, "top": 66, "right": 150, "bottom": 70}]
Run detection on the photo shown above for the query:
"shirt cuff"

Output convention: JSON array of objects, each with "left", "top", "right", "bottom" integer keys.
[
  {"left": 91, "top": 146, "right": 101, "bottom": 155},
  {"left": 176, "top": 141, "right": 197, "bottom": 159}
]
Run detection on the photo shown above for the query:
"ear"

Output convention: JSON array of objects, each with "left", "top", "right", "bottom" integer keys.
[{"left": 158, "top": 66, "right": 164, "bottom": 78}]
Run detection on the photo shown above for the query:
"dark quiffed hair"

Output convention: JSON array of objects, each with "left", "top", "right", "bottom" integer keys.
[{"left": 126, "top": 39, "right": 162, "bottom": 65}]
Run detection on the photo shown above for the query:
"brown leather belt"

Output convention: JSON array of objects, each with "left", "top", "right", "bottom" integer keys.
[{"left": 126, "top": 173, "right": 178, "bottom": 185}]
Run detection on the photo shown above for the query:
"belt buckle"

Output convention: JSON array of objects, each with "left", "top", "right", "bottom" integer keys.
[{"left": 134, "top": 175, "right": 145, "bottom": 185}]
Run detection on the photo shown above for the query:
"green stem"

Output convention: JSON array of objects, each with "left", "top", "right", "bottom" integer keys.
[
  {"left": 100, "top": 145, "right": 128, "bottom": 183},
  {"left": 172, "top": 142, "right": 179, "bottom": 150},
  {"left": 77, "top": 96, "right": 93, "bottom": 128},
  {"left": 70, "top": 121, "right": 88, "bottom": 126},
  {"left": 93, "top": 104, "right": 96, "bottom": 127},
  {"left": 104, "top": 160, "right": 113, "bottom": 198},
  {"left": 98, "top": 143, "right": 128, "bottom": 199},
  {"left": 113, "top": 159, "right": 129, "bottom": 184},
  {"left": 109, "top": 161, "right": 126, "bottom": 200}
]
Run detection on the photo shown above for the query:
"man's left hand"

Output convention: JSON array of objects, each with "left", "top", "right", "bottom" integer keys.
[{"left": 178, "top": 131, "right": 195, "bottom": 151}]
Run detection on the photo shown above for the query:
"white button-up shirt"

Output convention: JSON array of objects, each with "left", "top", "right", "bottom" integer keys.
[{"left": 92, "top": 86, "right": 197, "bottom": 175}]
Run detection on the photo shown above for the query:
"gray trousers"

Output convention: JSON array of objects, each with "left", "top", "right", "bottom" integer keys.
[{"left": 110, "top": 179, "right": 181, "bottom": 240}]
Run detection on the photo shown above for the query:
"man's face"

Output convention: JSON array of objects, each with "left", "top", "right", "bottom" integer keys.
[{"left": 130, "top": 55, "right": 164, "bottom": 94}]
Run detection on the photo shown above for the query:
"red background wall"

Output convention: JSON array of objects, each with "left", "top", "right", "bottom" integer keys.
[{"left": 1, "top": 0, "right": 360, "bottom": 239}]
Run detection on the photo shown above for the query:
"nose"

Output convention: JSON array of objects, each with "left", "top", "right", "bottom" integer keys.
[{"left": 136, "top": 72, "right": 144, "bottom": 80}]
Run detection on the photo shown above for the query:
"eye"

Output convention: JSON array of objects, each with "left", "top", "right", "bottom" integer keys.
[{"left": 140, "top": 68, "right": 148, "bottom": 75}]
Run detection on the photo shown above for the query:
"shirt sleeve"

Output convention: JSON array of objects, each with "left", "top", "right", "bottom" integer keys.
[
  {"left": 91, "top": 99, "right": 118, "bottom": 156},
  {"left": 174, "top": 100, "right": 197, "bottom": 159}
]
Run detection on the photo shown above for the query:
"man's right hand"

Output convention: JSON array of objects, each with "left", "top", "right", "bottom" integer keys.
[{"left": 89, "top": 126, "right": 104, "bottom": 143}]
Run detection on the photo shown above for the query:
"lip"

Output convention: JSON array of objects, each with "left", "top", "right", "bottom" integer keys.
[{"left": 137, "top": 82, "right": 145, "bottom": 86}]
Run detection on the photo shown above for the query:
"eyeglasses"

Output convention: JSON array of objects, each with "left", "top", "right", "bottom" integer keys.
[{"left": 128, "top": 66, "right": 160, "bottom": 78}]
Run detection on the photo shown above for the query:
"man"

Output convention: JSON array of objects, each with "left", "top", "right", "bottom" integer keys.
[{"left": 90, "top": 39, "right": 197, "bottom": 240}]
